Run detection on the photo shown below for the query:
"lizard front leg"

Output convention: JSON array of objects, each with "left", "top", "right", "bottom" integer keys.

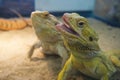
[
  {"left": 57, "top": 56, "right": 72, "bottom": 80},
  {"left": 106, "top": 50, "right": 120, "bottom": 68},
  {"left": 28, "top": 41, "right": 41, "bottom": 59},
  {"left": 101, "top": 75, "right": 109, "bottom": 80},
  {"left": 57, "top": 44, "right": 69, "bottom": 67},
  {"left": 110, "top": 56, "right": 120, "bottom": 68}
]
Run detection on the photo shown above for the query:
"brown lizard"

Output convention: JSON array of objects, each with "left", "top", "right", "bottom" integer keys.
[
  {"left": 28, "top": 11, "right": 69, "bottom": 66},
  {"left": 0, "top": 9, "right": 31, "bottom": 30}
]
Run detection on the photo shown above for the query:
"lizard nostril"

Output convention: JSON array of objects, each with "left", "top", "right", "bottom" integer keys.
[{"left": 89, "top": 36, "right": 93, "bottom": 41}]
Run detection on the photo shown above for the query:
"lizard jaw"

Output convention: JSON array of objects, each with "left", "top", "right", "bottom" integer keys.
[
  {"left": 87, "top": 51, "right": 98, "bottom": 58},
  {"left": 56, "top": 18, "right": 79, "bottom": 36},
  {"left": 56, "top": 23, "right": 79, "bottom": 36}
]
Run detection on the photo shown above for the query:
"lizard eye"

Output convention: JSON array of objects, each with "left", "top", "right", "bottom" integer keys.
[
  {"left": 89, "top": 36, "right": 93, "bottom": 41},
  {"left": 78, "top": 21, "right": 84, "bottom": 28}
]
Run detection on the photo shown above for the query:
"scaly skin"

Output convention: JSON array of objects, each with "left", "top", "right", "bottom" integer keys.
[
  {"left": 56, "top": 13, "right": 120, "bottom": 80},
  {"left": 0, "top": 9, "right": 31, "bottom": 30},
  {"left": 105, "top": 50, "right": 120, "bottom": 68},
  {"left": 0, "top": 18, "right": 30, "bottom": 30},
  {"left": 29, "top": 11, "right": 69, "bottom": 65}
]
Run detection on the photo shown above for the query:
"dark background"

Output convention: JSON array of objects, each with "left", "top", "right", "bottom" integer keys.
[{"left": 0, "top": 0, "right": 34, "bottom": 18}]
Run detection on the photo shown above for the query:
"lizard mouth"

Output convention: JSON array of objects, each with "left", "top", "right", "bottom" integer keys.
[{"left": 56, "top": 14, "right": 79, "bottom": 36}]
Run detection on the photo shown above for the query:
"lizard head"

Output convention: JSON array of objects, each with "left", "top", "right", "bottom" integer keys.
[
  {"left": 31, "top": 11, "right": 59, "bottom": 30},
  {"left": 56, "top": 13, "right": 101, "bottom": 59},
  {"left": 31, "top": 11, "right": 62, "bottom": 42}
]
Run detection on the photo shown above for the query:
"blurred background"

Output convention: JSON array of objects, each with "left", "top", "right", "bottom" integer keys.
[
  {"left": 0, "top": 0, "right": 120, "bottom": 26},
  {"left": 0, "top": 0, "right": 120, "bottom": 80}
]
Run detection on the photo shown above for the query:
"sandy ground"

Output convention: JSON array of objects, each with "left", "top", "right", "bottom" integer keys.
[{"left": 0, "top": 18, "right": 120, "bottom": 80}]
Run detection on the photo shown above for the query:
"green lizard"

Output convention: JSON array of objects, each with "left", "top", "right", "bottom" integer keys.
[
  {"left": 56, "top": 13, "right": 120, "bottom": 80},
  {"left": 29, "top": 11, "right": 69, "bottom": 65}
]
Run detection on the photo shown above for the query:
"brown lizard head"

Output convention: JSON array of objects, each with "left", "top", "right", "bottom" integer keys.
[
  {"left": 31, "top": 11, "right": 59, "bottom": 30},
  {"left": 31, "top": 11, "right": 62, "bottom": 42}
]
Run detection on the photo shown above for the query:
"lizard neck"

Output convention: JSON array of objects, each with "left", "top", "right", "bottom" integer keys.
[
  {"left": 71, "top": 50, "right": 101, "bottom": 60},
  {"left": 71, "top": 53, "right": 95, "bottom": 63}
]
